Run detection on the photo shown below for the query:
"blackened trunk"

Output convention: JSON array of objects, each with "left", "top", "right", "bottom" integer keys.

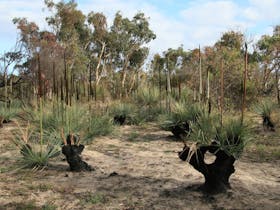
[
  {"left": 178, "top": 144, "right": 235, "bottom": 193},
  {"left": 62, "top": 134, "right": 92, "bottom": 172},
  {"left": 263, "top": 116, "right": 275, "bottom": 131}
]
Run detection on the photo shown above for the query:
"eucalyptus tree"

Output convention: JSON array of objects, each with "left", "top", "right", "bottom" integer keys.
[
  {"left": 108, "top": 12, "right": 156, "bottom": 97},
  {"left": 256, "top": 25, "right": 280, "bottom": 104},
  {"left": 45, "top": 0, "right": 89, "bottom": 104},
  {"left": 86, "top": 12, "right": 108, "bottom": 100},
  {"left": 151, "top": 53, "right": 165, "bottom": 102}
]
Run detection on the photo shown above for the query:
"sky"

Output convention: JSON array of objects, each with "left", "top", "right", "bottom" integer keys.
[{"left": 0, "top": 0, "right": 279, "bottom": 56}]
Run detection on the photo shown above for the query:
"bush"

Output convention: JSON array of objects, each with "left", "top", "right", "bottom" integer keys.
[
  {"left": 25, "top": 102, "right": 87, "bottom": 135},
  {"left": 83, "top": 114, "right": 114, "bottom": 143},
  {"left": 134, "top": 87, "right": 160, "bottom": 106},
  {"left": 0, "top": 100, "right": 22, "bottom": 123},
  {"left": 109, "top": 102, "right": 137, "bottom": 125},
  {"left": 161, "top": 102, "right": 206, "bottom": 138},
  {"left": 178, "top": 117, "right": 250, "bottom": 192},
  {"left": 252, "top": 99, "right": 276, "bottom": 131},
  {"left": 13, "top": 122, "right": 60, "bottom": 169}
]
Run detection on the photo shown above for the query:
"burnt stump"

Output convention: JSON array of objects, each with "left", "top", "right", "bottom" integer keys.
[
  {"left": 178, "top": 143, "right": 235, "bottom": 193},
  {"left": 62, "top": 135, "right": 92, "bottom": 172}
]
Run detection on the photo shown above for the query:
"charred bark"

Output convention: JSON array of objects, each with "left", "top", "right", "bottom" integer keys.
[
  {"left": 171, "top": 122, "right": 190, "bottom": 139},
  {"left": 178, "top": 143, "right": 235, "bottom": 193},
  {"left": 113, "top": 115, "right": 126, "bottom": 125},
  {"left": 263, "top": 116, "right": 275, "bottom": 131},
  {"left": 62, "top": 134, "right": 92, "bottom": 172}
]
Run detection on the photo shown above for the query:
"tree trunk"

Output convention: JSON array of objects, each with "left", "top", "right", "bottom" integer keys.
[
  {"left": 178, "top": 144, "right": 235, "bottom": 193},
  {"left": 64, "top": 50, "right": 68, "bottom": 105},
  {"left": 95, "top": 42, "right": 106, "bottom": 86},
  {"left": 199, "top": 45, "right": 203, "bottom": 103},
  {"left": 276, "top": 69, "right": 280, "bottom": 105},
  {"left": 241, "top": 43, "right": 248, "bottom": 124},
  {"left": 207, "top": 68, "right": 211, "bottom": 114},
  {"left": 220, "top": 59, "right": 224, "bottom": 126},
  {"left": 62, "top": 134, "right": 92, "bottom": 172}
]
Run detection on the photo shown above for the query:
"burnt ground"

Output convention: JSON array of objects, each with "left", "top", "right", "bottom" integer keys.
[{"left": 0, "top": 122, "right": 279, "bottom": 210}]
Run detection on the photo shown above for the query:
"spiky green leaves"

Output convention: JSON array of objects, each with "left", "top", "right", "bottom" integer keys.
[
  {"left": 252, "top": 100, "right": 276, "bottom": 119},
  {"left": 189, "top": 116, "right": 250, "bottom": 159}
]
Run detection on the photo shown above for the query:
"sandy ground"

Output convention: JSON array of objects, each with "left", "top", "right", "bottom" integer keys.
[{"left": 0, "top": 122, "right": 279, "bottom": 210}]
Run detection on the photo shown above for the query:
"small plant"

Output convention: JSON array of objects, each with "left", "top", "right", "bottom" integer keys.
[
  {"left": 24, "top": 102, "right": 87, "bottom": 135},
  {"left": 81, "top": 192, "right": 106, "bottom": 205},
  {"left": 252, "top": 100, "right": 276, "bottom": 131},
  {"left": 127, "top": 131, "right": 139, "bottom": 141},
  {"left": 84, "top": 114, "right": 114, "bottom": 143},
  {"left": 161, "top": 102, "right": 205, "bottom": 139},
  {"left": 134, "top": 87, "right": 160, "bottom": 107},
  {"left": 109, "top": 102, "right": 137, "bottom": 125},
  {"left": 0, "top": 101, "right": 21, "bottom": 124},
  {"left": 13, "top": 122, "right": 60, "bottom": 170}
]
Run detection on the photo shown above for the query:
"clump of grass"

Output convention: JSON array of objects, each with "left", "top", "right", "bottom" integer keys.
[
  {"left": 109, "top": 102, "right": 137, "bottom": 125},
  {"left": 83, "top": 114, "right": 114, "bottom": 143},
  {"left": 81, "top": 192, "right": 106, "bottom": 205},
  {"left": 252, "top": 100, "right": 276, "bottom": 131},
  {"left": 214, "top": 119, "right": 250, "bottom": 158},
  {"left": 161, "top": 102, "right": 206, "bottom": 138},
  {"left": 24, "top": 102, "right": 88, "bottom": 138},
  {"left": 189, "top": 115, "right": 250, "bottom": 159},
  {"left": 0, "top": 101, "right": 22, "bottom": 123},
  {"left": 127, "top": 131, "right": 139, "bottom": 141},
  {"left": 13, "top": 122, "right": 60, "bottom": 170},
  {"left": 134, "top": 87, "right": 160, "bottom": 106},
  {"left": 253, "top": 100, "right": 276, "bottom": 118}
]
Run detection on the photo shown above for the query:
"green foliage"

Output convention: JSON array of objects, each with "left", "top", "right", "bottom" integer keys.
[
  {"left": 252, "top": 100, "right": 276, "bottom": 119},
  {"left": 0, "top": 107, "right": 18, "bottom": 122},
  {"left": 135, "top": 105, "right": 165, "bottom": 124},
  {"left": 161, "top": 102, "right": 206, "bottom": 131},
  {"left": 190, "top": 116, "right": 250, "bottom": 159},
  {"left": 109, "top": 102, "right": 137, "bottom": 124},
  {"left": 134, "top": 87, "right": 160, "bottom": 106},
  {"left": 83, "top": 114, "right": 114, "bottom": 143},
  {"left": 25, "top": 102, "right": 87, "bottom": 135},
  {"left": 81, "top": 192, "right": 106, "bottom": 205},
  {"left": 13, "top": 123, "right": 60, "bottom": 169},
  {"left": 19, "top": 144, "right": 60, "bottom": 169},
  {"left": 0, "top": 100, "right": 22, "bottom": 122},
  {"left": 214, "top": 119, "right": 250, "bottom": 158}
]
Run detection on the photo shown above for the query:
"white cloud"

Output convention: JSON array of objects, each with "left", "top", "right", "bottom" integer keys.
[{"left": 243, "top": 0, "right": 280, "bottom": 21}]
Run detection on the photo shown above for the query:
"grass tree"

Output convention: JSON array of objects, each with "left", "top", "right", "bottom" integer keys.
[
  {"left": 253, "top": 100, "right": 276, "bottom": 131},
  {"left": 161, "top": 102, "right": 205, "bottom": 139},
  {"left": 109, "top": 102, "right": 137, "bottom": 125},
  {"left": 178, "top": 116, "right": 250, "bottom": 193},
  {"left": 13, "top": 122, "right": 60, "bottom": 170}
]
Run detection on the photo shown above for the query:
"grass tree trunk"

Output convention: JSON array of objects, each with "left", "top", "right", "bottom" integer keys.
[
  {"left": 179, "top": 145, "right": 235, "bottom": 193},
  {"left": 179, "top": 144, "right": 235, "bottom": 193}
]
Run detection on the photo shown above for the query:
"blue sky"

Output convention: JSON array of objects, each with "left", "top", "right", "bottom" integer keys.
[{"left": 0, "top": 0, "right": 279, "bottom": 56}]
